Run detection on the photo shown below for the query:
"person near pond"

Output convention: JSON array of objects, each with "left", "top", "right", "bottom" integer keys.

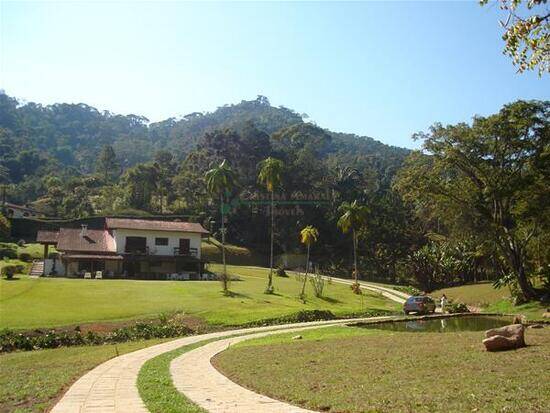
[{"left": 440, "top": 294, "right": 448, "bottom": 313}]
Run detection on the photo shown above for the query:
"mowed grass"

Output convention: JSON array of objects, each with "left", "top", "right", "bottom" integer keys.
[
  {"left": 213, "top": 325, "right": 550, "bottom": 413},
  {"left": 0, "top": 264, "right": 399, "bottom": 330},
  {"left": 433, "top": 282, "right": 548, "bottom": 320},
  {"left": 0, "top": 338, "right": 167, "bottom": 413}
]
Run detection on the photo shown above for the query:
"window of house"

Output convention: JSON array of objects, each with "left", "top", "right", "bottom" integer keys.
[
  {"left": 150, "top": 261, "right": 162, "bottom": 267},
  {"left": 155, "top": 237, "right": 169, "bottom": 246},
  {"left": 125, "top": 236, "right": 147, "bottom": 253}
]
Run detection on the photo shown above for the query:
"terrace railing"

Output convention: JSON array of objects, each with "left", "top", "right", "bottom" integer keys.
[{"left": 173, "top": 247, "right": 198, "bottom": 257}]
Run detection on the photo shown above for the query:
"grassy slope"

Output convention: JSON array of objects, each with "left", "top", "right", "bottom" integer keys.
[
  {"left": 213, "top": 325, "right": 550, "bottom": 413},
  {"left": 0, "top": 264, "right": 399, "bottom": 330},
  {"left": 433, "top": 283, "right": 547, "bottom": 320},
  {"left": 0, "top": 338, "right": 167, "bottom": 413}
]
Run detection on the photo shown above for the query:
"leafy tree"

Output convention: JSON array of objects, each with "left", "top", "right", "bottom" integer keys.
[
  {"left": 404, "top": 242, "right": 464, "bottom": 292},
  {"left": 122, "top": 163, "right": 160, "bottom": 212},
  {"left": 395, "top": 100, "right": 550, "bottom": 300},
  {"left": 299, "top": 225, "right": 319, "bottom": 300},
  {"left": 153, "top": 150, "right": 177, "bottom": 213},
  {"left": 337, "top": 200, "right": 369, "bottom": 289},
  {"left": 258, "top": 157, "right": 284, "bottom": 294},
  {"left": 96, "top": 145, "right": 120, "bottom": 183},
  {"left": 0, "top": 212, "right": 10, "bottom": 240},
  {"left": 205, "top": 159, "right": 237, "bottom": 294},
  {"left": 480, "top": 0, "right": 550, "bottom": 74}
]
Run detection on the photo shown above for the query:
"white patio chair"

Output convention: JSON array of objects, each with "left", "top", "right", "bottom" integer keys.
[
  {"left": 95, "top": 271, "right": 103, "bottom": 279},
  {"left": 84, "top": 272, "right": 92, "bottom": 279}
]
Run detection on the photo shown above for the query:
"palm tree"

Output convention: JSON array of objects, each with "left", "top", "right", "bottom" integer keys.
[
  {"left": 205, "top": 159, "right": 237, "bottom": 294},
  {"left": 258, "top": 157, "right": 284, "bottom": 293},
  {"left": 337, "top": 200, "right": 369, "bottom": 290},
  {"left": 299, "top": 225, "right": 319, "bottom": 300}
]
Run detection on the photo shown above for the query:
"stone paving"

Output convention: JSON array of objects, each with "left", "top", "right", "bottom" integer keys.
[
  {"left": 170, "top": 322, "right": 360, "bottom": 413},
  {"left": 50, "top": 280, "right": 407, "bottom": 413}
]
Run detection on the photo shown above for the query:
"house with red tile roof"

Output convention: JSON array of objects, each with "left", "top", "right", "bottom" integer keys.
[{"left": 37, "top": 218, "right": 209, "bottom": 279}]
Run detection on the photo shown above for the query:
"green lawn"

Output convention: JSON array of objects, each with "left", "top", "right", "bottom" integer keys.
[
  {"left": 0, "top": 264, "right": 399, "bottom": 330},
  {"left": 433, "top": 283, "right": 547, "bottom": 320},
  {"left": 138, "top": 340, "right": 214, "bottom": 413},
  {"left": 213, "top": 325, "right": 550, "bottom": 413},
  {"left": 0, "top": 338, "right": 167, "bottom": 413}
]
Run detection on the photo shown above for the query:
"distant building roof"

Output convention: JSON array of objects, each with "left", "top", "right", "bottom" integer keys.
[
  {"left": 3, "top": 202, "right": 42, "bottom": 213},
  {"left": 56, "top": 228, "right": 116, "bottom": 254},
  {"left": 105, "top": 218, "right": 209, "bottom": 234},
  {"left": 36, "top": 230, "right": 59, "bottom": 244}
]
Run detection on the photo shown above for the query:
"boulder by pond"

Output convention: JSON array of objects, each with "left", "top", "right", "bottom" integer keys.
[{"left": 483, "top": 324, "right": 526, "bottom": 352}]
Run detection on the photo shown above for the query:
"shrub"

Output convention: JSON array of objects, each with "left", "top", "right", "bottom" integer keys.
[
  {"left": 242, "top": 309, "right": 336, "bottom": 327},
  {"left": 446, "top": 301, "right": 470, "bottom": 314},
  {"left": 395, "top": 285, "right": 422, "bottom": 296},
  {"left": 276, "top": 266, "right": 288, "bottom": 277},
  {"left": 309, "top": 273, "right": 325, "bottom": 298},
  {"left": 1, "top": 264, "right": 19, "bottom": 279},
  {"left": 0, "top": 248, "right": 17, "bottom": 259},
  {"left": 351, "top": 282, "right": 362, "bottom": 295},
  {"left": 18, "top": 252, "right": 32, "bottom": 262},
  {"left": 0, "top": 314, "right": 194, "bottom": 353}
]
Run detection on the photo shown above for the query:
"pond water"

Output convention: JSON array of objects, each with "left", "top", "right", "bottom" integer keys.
[{"left": 353, "top": 316, "right": 512, "bottom": 333}]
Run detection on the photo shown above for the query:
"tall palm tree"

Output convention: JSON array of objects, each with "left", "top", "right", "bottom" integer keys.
[
  {"left": 299, "top": 225, "right": 319, "bottom": 300},
  {"left": 258, "top": 157, "right": 284, "bottom": 293},
  {"left": 337, "top": 200, "right": 369, "bottom": 289},
  {"left": 205, "top": 159, "right": 237, "bottom": 294}
]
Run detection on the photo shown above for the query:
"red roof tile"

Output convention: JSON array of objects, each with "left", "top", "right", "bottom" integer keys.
[
  {"left": 56, "top": 229, "right": 116, "bottom": 253},
  {"left": 106, "top": 218, "right": 209, "bottom": 234}
]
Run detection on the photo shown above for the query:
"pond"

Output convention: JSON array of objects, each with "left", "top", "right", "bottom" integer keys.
[{"left": 352, "top": 315, "right": 512, "bottom": 333}]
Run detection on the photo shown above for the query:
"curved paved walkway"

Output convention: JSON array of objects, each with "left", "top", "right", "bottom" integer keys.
[
  {"left": 51, "top": 280, "right": 407, "bottom": 413},
  {"left": 50, "top": 317, "right": 392, "bottom": 413},
  {"left": 171, "top": 320, "right": 389, "bottom": 413}
]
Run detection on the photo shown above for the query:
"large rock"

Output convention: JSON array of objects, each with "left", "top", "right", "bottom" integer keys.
[{"left": 483, "top": 324, "right": 526, "bottom": 352}]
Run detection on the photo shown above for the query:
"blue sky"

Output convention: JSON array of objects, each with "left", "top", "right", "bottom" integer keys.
[{"left": 1, "top": 1, "right": 548, "bottom": 149}]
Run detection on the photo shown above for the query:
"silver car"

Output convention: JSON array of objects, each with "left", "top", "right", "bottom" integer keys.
[{"left": 403, "top": 296, "right": 436, "bottom": 315}]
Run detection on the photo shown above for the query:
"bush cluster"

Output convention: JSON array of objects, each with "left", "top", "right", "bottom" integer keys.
[
  {"left": 276, "top": 266, "right": 288, "bottom": 277},
  {"left": 1, "top": 263, "right": 25, "bottom": 279},
  {"left": 17, "top": 252, "right": 32, "bottom": 262},
  {"left": 0, "top": 248, "right": 17, "bottom": 259},
  {"left": 242, "top": 310, "right": 336, "bottom": 327},
  {"left": 0, "top": 318, "right": 193, "bottom": 353},
  {"left": 446, "top": 301, "right": 470, "bottom": 314}
]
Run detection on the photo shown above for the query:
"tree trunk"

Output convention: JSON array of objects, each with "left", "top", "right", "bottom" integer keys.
[
  {"left": 500, "top": 234, "right": 538, "bottom": 300},
  {"left": 268, "top": 191, "right": 274, "bottom": 291},
  {"left": 221, "top": 194, "right": 227, "bottom": 293},
  {"left": 353, "top": 229, "right": 358, "bottom": 284},
  {"left": 301, "top": 244, "right": 310, "bottom": 298}
]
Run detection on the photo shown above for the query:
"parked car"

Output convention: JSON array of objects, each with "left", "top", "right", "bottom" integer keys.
[{"left": 403, "top": 296, "right": 436, "bottom": 315}]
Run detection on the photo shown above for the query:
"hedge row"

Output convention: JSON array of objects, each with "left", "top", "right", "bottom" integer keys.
[
  {"left": 239, "top": 308, "right": 395, "bottom": 328},
  {"left": 0, "top": 320, "right": 193, "bottom": 353}
]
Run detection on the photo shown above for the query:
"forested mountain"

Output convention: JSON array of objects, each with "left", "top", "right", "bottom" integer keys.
[
  {"left": 2, "top": 92, "right": 546, "bottom": 300},
  {"left": 0, "top": 93, "right": 406, "bottom": 178}
]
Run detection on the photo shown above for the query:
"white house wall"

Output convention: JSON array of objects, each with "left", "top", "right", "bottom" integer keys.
[{"left": 112, "top": 228, "right": 202, "bottom": 258}]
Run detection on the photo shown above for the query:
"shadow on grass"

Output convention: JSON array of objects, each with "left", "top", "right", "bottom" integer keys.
[
  {"left": 223, "top": 291, "right": 252, "bottom": 299},
  {"left": 320, "top": 296, "right": 342, "bottom": 304}
]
